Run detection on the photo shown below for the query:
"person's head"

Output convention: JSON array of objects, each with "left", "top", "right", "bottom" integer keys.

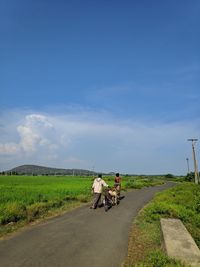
[{"left": 116, "top": 173, "right": 119, "bottom": 177}]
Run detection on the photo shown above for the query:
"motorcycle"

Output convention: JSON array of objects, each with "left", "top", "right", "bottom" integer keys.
[{"left": 102, "top": 187, "right": 120, "bottom": 212}]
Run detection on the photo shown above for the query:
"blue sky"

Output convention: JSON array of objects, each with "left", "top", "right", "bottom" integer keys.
[{"left": 0, "top": 0, "right": 200, "bottom": 174}]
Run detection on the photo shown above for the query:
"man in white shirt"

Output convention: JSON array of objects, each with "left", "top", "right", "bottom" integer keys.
[{"left": 90, "top": 174, "right": 108, "bottom": 209}]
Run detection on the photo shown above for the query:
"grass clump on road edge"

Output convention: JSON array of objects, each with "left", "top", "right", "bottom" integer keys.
[{"left": 123, "top": 182, "right": 200, "bottom": 267}]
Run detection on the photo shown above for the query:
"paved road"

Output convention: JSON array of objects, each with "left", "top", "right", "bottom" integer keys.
[{"left": 0, "top": 182, "right": 175, "bottom": 267}]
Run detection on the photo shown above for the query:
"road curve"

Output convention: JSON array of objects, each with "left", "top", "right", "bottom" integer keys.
[{"left": 0, "top": 182, "right": 175, "bottom": 267}]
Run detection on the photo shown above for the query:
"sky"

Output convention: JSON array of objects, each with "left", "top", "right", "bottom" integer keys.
[{"left": 0, "top": 0, "right": 200, "bottom": 174}]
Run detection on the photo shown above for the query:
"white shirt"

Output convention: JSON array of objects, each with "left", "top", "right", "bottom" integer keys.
[{"left": 92, "top": 178, "right": 108, "bottom": 193}]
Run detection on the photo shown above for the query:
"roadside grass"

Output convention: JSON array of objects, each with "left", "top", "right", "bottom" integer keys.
[
  {"left": 123, "top": 182, "right": 200, "bottom": 267},
  {"left": 124, "top": 177, "right": 164, "bottom": 189},
  {"left": 0, "top": 175, "right": 164, "bottom": 237}
]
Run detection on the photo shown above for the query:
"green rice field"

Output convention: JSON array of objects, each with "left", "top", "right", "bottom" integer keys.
[
  {"left": 0, "top": 175, "right": 164, "bottom": 235},
  {"left": 0, "top": 175, "right": 94, "bottom": 226}
]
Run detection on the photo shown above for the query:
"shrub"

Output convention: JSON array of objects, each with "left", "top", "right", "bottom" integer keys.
[
  {"left": 77, "top": 194, "right": 90, "bottom": 203},
  {"left": 144, "top": 250, "right": 186, "bottom": 267},
  {"left": 26, "top": 202, "right": 49, "bottom": 221},
  {"left": 0, "top": 202, "right": 26, "bottom": 225},
  {"left": 184, "top": 172, "right": 194, "bottom": 182}
]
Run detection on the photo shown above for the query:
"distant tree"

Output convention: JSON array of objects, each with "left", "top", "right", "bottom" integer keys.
[
  {"left": 165, "top": 174, "right": 174, "bottom": 179},
  {"left": 12, "top": 171, "right": 18, "bottom": 175},
  {"left": 185, "top": 172, "right": 195, "bottom": 182}
]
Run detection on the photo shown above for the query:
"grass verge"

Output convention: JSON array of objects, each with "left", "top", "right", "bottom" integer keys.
[
  {"left": 123, "top": 182, "right": 200, "bottom": 267},
  {"left": 0, "top": 200, "right": 87, "bottom": 239}
]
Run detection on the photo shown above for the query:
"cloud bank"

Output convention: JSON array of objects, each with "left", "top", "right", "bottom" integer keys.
[{"left": 0, "top": 108, "right": 199, "bottom": 174}]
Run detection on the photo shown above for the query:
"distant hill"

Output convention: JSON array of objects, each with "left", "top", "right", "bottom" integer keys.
[{"left": 6, "top": 164, "right": 96, "bottom": 176}]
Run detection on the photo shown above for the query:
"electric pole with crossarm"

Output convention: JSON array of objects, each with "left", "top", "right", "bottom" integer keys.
[{"left": 187, "top": 139, "right": 199, "bottom": 184}]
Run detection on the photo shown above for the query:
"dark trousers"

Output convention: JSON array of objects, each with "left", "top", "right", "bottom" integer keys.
[{"left": 92, "top": 193, "right": 101, "bottom": 208}]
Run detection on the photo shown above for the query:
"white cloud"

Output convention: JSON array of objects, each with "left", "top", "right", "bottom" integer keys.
[
  {"left": 16, "top": 114, "right": 56, "bottom": 153},
  {"left": 0, "top": 142, "right": 19, "bottom": 154},
  {"left": 17, "top": 125, "right": 41, "bottom": 152},
  {"left": 0, "top": 109, "right": 199, "bottom": 174},
  {"left": 0, "top": 113, "right": 58, "bottom": 157}
]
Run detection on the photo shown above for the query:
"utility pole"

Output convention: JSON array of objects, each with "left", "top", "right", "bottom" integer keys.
[
  {"left": 186, "top": 158, "right": 190, "bottom": 174},
  {"left": 187, "top": 139, "right": 199, "bottom": 184}
]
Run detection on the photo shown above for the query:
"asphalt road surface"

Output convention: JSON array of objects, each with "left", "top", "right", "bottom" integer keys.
[{"left": 0, "top": 182, "right": 175, "bottom": 267}]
